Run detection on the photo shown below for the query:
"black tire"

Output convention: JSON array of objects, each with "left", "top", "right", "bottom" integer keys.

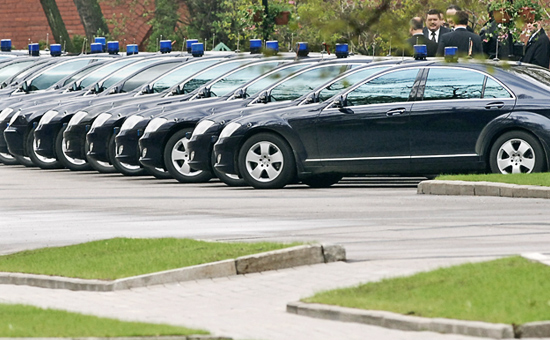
[
  {"left": 27, "top": 127, "right": 62, "bottom": 169},
  {"left": 238, "top": 132, "right": 296, "bottom": 189},
  {"left": 489, "top": 131, "right": 546, "bottom": 174},
  {"left": 164, "top": 128, "right": 213, "bottom": 183},
  {"left": 108, "top": 135, "right": 146, "bottom": 175},
  {"left": 0, "top": 151, "right": 19, "bottom": 165},
  {"left": 13, "top": 154, "right": 35, "bottom": 167},
  {"left": 144, "top": 165, "right": 173, "bottom": 179},
  {"left": 211, "top": 152, "right": 247, "bottom": 186},
  {"left": 55, "top": 125, "right": 91, "bottom": 171},
  {"left": 302, "top": 174, "right": 342, "bottom": 188}
]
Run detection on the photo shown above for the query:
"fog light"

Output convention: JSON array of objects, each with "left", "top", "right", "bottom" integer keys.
[
  {"left": 118, "top": 145, "right": 124, "bottom": 155},
  {"left": 142, "top": 148, "right": 147, "bottom": 158},
  {"left": 35, "top": 139, "right": 41, "bottom": 149},
  {"left": 65, "top": 140, "right": 70, "bottom": 149},
  {"left": 217, "top": 154, "right": 222, "bottom": 164},
  {"left": 89, "top": 142, "right": 94, "bottom": 152},
  {"left": 190, "top": 151, "right": 195, "bottom": 160}
]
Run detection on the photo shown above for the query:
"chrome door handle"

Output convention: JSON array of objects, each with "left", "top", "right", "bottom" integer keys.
[
  {"left": 485, "top": 102, "right": 504, "bottom": 109},
  {"left": 386, "top": 108, "right": 406, "bottom": 116}
]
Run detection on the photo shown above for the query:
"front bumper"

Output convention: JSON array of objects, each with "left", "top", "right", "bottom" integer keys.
[
  {"left": 86, "top": 122, "right": 116, "bottom": 163},
  {"left": 114, "top": 120, "right": 150, "bottom": 166},
  {"left": 212, "top": 135, "right": 243, "bottom": 176},
  {"left": 4, "top": 122, "right": 28, "bottom": 157},
  {"left": 138, "top": 126, "right": 172, "bottom": 169},
  {"left": 34, "top": 119, "right": 63, "bottom": 159},
  {"left": 63, "top": 121, "right": 90, "bottom": 160},
  {"left": 187, "top": 132, "right": 218, "bottom": 172}
]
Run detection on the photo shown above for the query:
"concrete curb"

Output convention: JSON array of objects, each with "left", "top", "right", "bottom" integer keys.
[
  {"left": 286, "top": 253, "right": 550, "bottom": 339},
  {"left": 417, "top": 180, "right": 550, "bottom": 199},
  {"left": 0, "top": 244, "right": 345, "bottom": 292},
  {"left": 0, "top": 337, "right": 232, "bottom": 340}
]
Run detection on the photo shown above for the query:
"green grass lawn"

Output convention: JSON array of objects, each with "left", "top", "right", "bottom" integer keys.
[
  {"left": 0, "top": 303, "right": 207, "bottom": 337},
  {"left": 304, "top": 256, "right": 550, "bottom": 325},
  {"left": 436, "top": 173, "right": 550, "bottom": 187},
  {"left": 0, "top": 238, "right": 300, "bottom": 280}
]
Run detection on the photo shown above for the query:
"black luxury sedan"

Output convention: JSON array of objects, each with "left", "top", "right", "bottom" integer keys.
[{"left": 212, "top": 60, "right": 550, "bottom": 189}]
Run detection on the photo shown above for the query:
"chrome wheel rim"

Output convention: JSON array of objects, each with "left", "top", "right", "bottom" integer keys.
[
  {"left": 245, "top": 141, "right": 284, "bottom": 182},
  {"left": 496, "top": 138, "right": 536, "bottom": 174},
  {"left": 62, "top": 137, "right": 86, "bottom": 165},
  {"left": 171, "top": 137, "right": 202, "bottom": 177},
  {"left": 33, "top": 139, "right": 57, "bottom": 164},
  {"left": 0, "top": 151, "right": 15, "bottom": 161}
]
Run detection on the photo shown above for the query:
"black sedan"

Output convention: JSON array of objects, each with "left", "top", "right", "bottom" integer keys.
[{"left": 213, "top": 61, "right": 550, "bottom": 189}]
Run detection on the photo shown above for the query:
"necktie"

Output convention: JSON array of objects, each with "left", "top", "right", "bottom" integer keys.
[{"left": 431, "top": 31, "right": 436, "bottom": 42}]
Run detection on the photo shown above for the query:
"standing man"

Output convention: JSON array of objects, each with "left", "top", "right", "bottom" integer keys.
[
  {"left": 521, "top": 21, "right": 550, "bottom": 68},
  {"left": 437, "top": 11, "right": 483, "bottom": 57},
  {"left": 406, "top": 17, "right": 438, "bottom": 57},
  {"left": 446, "top": 4, "right": 474, "bottom": 32},
  {"left": 423, "top": 9, "right": 450, "bottom": 44}
]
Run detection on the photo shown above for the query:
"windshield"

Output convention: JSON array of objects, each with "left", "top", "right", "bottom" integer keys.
[
  {"left": 79, "top": 58, "right": 143, "bottom": 89},
  {"left": 0, "top": 60, "right": 38, "bottom": 83},
  {"left": 11, "top": 61, "right": 50, "bottom": 84},
  {"left": 151, "top": 59, "right": 221, "bottom": 93},
  {"left": 245, "top": 63, "right": 314, "bottom": 97},
  {"left": 62, "top": 62, "right": 106, "bottom": 87},
  {"left": 29, "top": 59, "right": 94, "bottom": 91},
  {"left": 181, "top": 59, "right": 252, "bottom": 94},
  {"left": 100, "top": 58, "right": 171, "bottom": 91},
  {"left": 119, "top": 62, "right": 181, "bottom": 93}
]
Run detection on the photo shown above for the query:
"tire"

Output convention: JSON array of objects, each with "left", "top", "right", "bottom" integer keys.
[
  {"left": 86, "top": 139, "right": 117, "bottom": 173},
  {"left": 13, "top": 155, "right": 35, "bottom": 167},
  {"left": 238, "top": 132, "right": 296, "bottom": 189},
  {"left": 27, "top": 127, "right": 62, "bottom": 169},
  {"left": 144, "top": 166, "right": 173, "bottom": 179},
  {"left": 164, "top": 128, "right": 213, "bottom": 183},
  {"left": 302, "top": 174, "right": 342, "bottom": 188},
  {"left": 211, "top": 152, "right": 247, "bottom": 186},
  {"left": 107, "top": 135, "right": 146, "bottom": 175},
  {"left": 0, "top": 151, "right": 18, "bottom": 165},
  {"left": 489, "top": 131, "right": 546, "bottom": 174},
  {"left": 55, "top": 125, "right": 91, "bottom": 171}
]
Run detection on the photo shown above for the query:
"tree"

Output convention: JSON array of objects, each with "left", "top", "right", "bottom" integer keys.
[
  {"left": 73, "top": 0, "right": 111, "bottom": 42},
  {"left": 39, "top": 0, "right": 75, "bottom": 52}
]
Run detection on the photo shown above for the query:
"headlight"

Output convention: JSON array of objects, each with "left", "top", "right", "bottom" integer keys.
[
  {"left": 91, "top": 113, "right": 112, "bottom": 129},
  {"left": 38, "top": 110, "right": 59, "bottom": 127},
  {"left": 144, "top": 117, "right": 168, "bottom": 134},
  {"left": 192, "top": 120, "right": 215, "bottom": 137},
  {"left": 121, "top": 115, "right": 145, "bottom": 131},
  {"left": 219, "top": 122, "right": 242, "bottom": 139},
  {"left": 0, "top": 107, "right": 13, "bottom": 121},
  {"left": 68, "top": 111, "right": 88, "bottom": 127},
  {"left": 8, "top": 110, "right": 20, "bottom": 126}
]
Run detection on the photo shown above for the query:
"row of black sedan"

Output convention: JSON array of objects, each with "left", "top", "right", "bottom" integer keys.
[{"left": 1, "top": 42, "right": 550, "bottom": 189}]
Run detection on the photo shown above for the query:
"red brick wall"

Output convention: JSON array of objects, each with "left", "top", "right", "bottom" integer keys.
[{"left": 0, "top": 0, "right": 54, "bottom": 49}]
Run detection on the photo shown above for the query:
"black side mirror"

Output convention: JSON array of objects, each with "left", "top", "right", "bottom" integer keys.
[
  {"left": 20, "top": 81, "right": 28, "bottom": 93},
  {"left": 1, "top": 82, "right": 7, "bottom": 89},
  {"left": 305, "top": 93, "right": 316, "bottom": 104},
  {"left": 109, "top": 86, "right": 119, "bottom": 94},
  {"left": 71, "top": 82, "right": 80, "bottom": 92},
  {"left": 93, "top": 83, "right": 103, "bottom": 94},
  {"left": 333, "top": 95, "right": 345, "bottom": 108},
  {"left": 197, "top": 86, "right": 209, "bottom": 98},
  {"left": 233, "top": 88, "right": 245, "bottom": 99},
  {"left": 141, "top": 84, "right": 152, "bottom": 94},
  {"left": 172, "top": 84, "right": 183, "bottom": 95},
  {"left": 258, "top": 91, "right": 269, "bottom": 104}
]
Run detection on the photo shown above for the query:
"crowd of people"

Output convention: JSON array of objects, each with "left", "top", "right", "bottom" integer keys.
[{"left": 405, "top": 5, "right": 550, "bottom": 69}]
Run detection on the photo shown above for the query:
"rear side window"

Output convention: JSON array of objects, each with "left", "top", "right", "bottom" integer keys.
[
  {"left": 423, "top": 68, "right": 483, "bottom": 101},
  {"left": 345, "top": 68, "right": 418, "bottom": 106},
  {"left": 483, "top": 78, "right": 512, "bottom": 98}
]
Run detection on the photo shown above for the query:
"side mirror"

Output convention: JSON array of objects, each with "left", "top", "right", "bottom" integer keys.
[
  {"left": 71, "top": 82, "right": 80, "bottom": 92},
  {"left": 258, "top": 91, "right": 269, "bottom": 104},
  {"left": 305, "top": 93, "right": 316, "bottom": 104},
  {"left": 333, "top": 95, "right": 345, "bottom": 108},
  {"left": 141, "top": 84, "right": 152, "bottom": 94},
  {"left": 197, "top": 86, "right": 209, "bottom": 98},
  {"left": 109, "top": 86, "right": 119, "bottom": 94},
  {"left": 20, "top": 81, "right": 28, "bottom": 93},
  {"left": 233, "top": 88, "right": 245, "bottom": 99},
  {"left": 172, "top": 84, "right": 183, "bottom": 95},
  {"left": 0, "top": 82, "right": 7, "bottom": 89},
  {"left": 93, "top": 83, "right": 102, "bottom": 94}
]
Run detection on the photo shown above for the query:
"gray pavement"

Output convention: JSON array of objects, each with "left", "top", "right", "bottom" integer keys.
[{"left": 1, "top": 164, "right": 550, "bottom": 339}]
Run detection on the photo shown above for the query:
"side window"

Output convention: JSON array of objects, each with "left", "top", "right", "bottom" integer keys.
[
  {"left": 151, "top": 59, "right": 218, "bottom": 93},
  {"left": 245, "top": 63, "right": 312, "bottom": 97},
  {"left": 318, "top": 66, "right": 389, "bottom": 102},
  {"left": 483, "top": 78, "right": 512, "bottom": 98},
  {"left": 208, "top": 61, "right": 283, "bottom": 97},
  {"left": 269, "top": 65, "right": 349, "bottom": 102},
  {"left": 345, "top": 69, "right": 419, "bottom": 106},
  {"left": 29, "top": 59, "right": 91, "bottom": 91},
  {"left": 120, "top": 63, "right": 179, "bottom": 93},
  {"left": 423, "top": 68, "right": 483, "bottom": 101}
]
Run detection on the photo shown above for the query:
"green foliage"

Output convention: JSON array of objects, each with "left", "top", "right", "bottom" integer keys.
[
  {"left": 0, "top": 303, "right": 207, "bottom": 337},
  {"left": 146, "top": 0, "right": 185, "bottom": 51},
  {"left": 305, "top": 257, "right": 550, "bottom": 325},
  {"left": 436, "top": 172, "right": 550, "bottom": 187},
  {"left": 71, "top": 35, "right": 87, "bottom": 53}
]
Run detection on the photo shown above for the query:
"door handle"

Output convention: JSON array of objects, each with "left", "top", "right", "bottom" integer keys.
[
  {"left": 386, "top": 108, "right": 406, "bottom": 116},
  {"left": 485, "top": 102, "right": 504, "bottom": 109}
]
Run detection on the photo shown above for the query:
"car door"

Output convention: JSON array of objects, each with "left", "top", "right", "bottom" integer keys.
[
  {"left": 311, "top": 68, "right": 420, "bottom": 173},
  {"left": 409, "top": 66, "right": 515, "bottom": 173}
]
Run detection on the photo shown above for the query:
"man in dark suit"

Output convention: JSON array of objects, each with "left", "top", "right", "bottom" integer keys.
[
  {"left": 521, "top": 21, "right": 550, "bottom": 68},
  {"left": 406, "top": 17, "right": 438, "bottom": 57},
  {"left": 423, "top": 9, "right": 451, "bottom": 43},
  {"left": 436, "top": 11, "right": 483, "bottom": 57},
  {"left": 446, "top": 4, "right": 474, "bottom": 32}
]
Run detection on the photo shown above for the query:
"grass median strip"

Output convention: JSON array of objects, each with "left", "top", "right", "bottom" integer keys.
[
  {"left": 0, "top": 303, "right": 207, "bottom": 337},
  {"left": 304, "top": 256, "right": 550, "bottom": 325},
  {"left": 436, "top": 173, "right": 550, "bottom": 187},
  {"left": 0, "top": 238, "right": 300, "bottom": 280}
]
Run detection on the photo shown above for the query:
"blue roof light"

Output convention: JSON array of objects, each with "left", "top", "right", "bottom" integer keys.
[
  {"left": 266, "top": 41, "right": 279, "bottom": 54},
  {"left": 94, "top": 37, "right": 106, "bottom": 52},
  {"left": 107, "top": 41, "right": 119, "bottom": 55},
  {"left": 50, "top": 44, "right": 62, "bottom": 57},
  {"left": 90, "top": 43, "right": 103, "bottom": 54},
  {"left": 126, "top": 44, "right": 138, "bottom": 55},
  {"left": 191, "top": 42, "right": 204, "bottom": 57},
  {"left": 296, "top": 42, "right": 309, "bottom": 57},
  {"left": 1, "top": 39, "right": 12, "bottom": 52},
  {"left": 250, "top": 39, "right": 262, "bottom": 54},
  {"left": 28, "top": 43, "right": 39, "bottom": 56},
  {"left": 444, "top": 46, "right": 458, "bottom": 62},
  {"left": 186, "top": 39, "right": 198, "bottom": 53},
  {"left": 160, "top": 40, "right": 172, "bottom": 54},
  {"left": 335, "top": 43, "right": 349, "bottom": 58},
  {"left": 413, "top": 44, "right": 427, "bottom": 60}
]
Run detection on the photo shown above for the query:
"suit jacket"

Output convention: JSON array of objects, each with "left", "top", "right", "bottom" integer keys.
[
  {"left": 436, "top": 27, "right": 483, "bottom": 57},
  {"left": 423, "top": 26, "right": 451, "bottom": 43},
  {"left": 406, "top": 34, "right": 438, "bottom": 57},
  {"left": 521, "top": 28, "right": 550, "bottom": 68}
]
